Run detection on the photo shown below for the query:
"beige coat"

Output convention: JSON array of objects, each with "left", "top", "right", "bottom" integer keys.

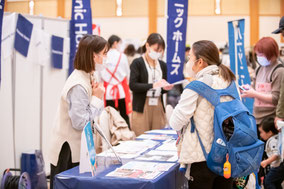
[{"left": 96, "top": 106, "right": 136, "bottom": 153}]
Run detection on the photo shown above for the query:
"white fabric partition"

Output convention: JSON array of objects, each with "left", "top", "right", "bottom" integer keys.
[
  {"left": 0, "top": 13, "right": 70, "bottom": 178},
  {"left": 41, "top": 18, "right": 70, "bottom": 174}
]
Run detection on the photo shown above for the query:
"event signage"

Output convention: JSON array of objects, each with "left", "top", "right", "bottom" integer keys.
[
  {"left": 166, "top": 0, "right": 188, "bottom": 83},
  {"left": 14, "top": 14, "right": 33, "bottom": 57},
  {"left": 51, "top": 35, "right": 64, "bottom": 69},
  {"left": 228, "top": 19, "right": 254, "bottom": 113},
  {"left": 0, "top": 0, "right": 4, "bottom": 86},
  {"left": 79, "top": 121, "right": 96, "bottom": 176},
  {"left": 69, "top": 0, "right": 92, "bottom": 75}
]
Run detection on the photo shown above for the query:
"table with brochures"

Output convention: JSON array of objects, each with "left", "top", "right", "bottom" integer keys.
[{"left": 54, "top": 129, "right": 187, "bottom": 189}]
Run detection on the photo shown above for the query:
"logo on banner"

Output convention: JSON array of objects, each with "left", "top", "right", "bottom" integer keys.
[
  {"left": 51, "top": 35, "right": 64, "bottom": 69},
  {"left": 14, "top": 14, "right": 33, "bottom": 57},
  {"left": 69, "top": 0, "right": 93, "bottom": 75},
  {"left": 166, "top": 0, "right": 188, "bottom": 83},
  {"left": 228, "top": 19, "right": 254, "bottom": 113},
  {"left": 0, "top": 0, "right": 5, "bottom": 86}
]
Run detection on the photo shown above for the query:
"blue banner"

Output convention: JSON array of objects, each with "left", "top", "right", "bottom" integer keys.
[
  {"left": 51, "top": 35, "right": 64, "bottom": 69},
  {"left": 0, "top": 0, "right": 5, "bottom": 86},
  {"left": 228, "top": 19, "right": 254, "bottom": 113},
  {"left": 69, "top": 0, "right": 93, "bottom": 75},
  {"left": 166, "top": 0, "right": 188, "bottom": 83},
  {"left": 14, "top": 14, "right": 33, "bottom": 57},
  {"left": 84, "top": 121, "right": 96, "bottom": 176}
]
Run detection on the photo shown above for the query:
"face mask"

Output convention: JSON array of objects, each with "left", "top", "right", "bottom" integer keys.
[
  {"left": 95, "top": 56, "right": 107, "bottom": 71},
  {"left": 257, "top": 56, "right": 270, "bottom": 67},
  {"left": 185, "top": 60, "right": 197, "bottom": 78},
  {"left": 117, "top": 43, "right": 123, "bottom": 52},
  {"left": 185, "top": 56, "right": 189, "bottom": 63},
  {"left": 148, "top": 49, "right": 161, "bottom": 60}
]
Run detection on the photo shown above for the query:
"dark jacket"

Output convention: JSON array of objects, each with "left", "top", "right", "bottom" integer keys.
[{"left": 129, "top": 57, "right": 167, "bottom": 113}]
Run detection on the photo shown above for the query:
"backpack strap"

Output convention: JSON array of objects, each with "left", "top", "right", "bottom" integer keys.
[
  {"left": 185, "top": 80, "right": 220, "bottom": 106},
  {"left": 185, "top": 80, "right": 240, "bottom": 107},
  {"left": 215, "top": 81, "right": 240, "bottom": 101},
  {"left": 190, "top": 117, "right": 208, "bottom": 159},
  {"left": 270, "top": 64, "right": 284, "bottom": 82}
]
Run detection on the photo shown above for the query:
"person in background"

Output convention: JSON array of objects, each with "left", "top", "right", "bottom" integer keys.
[
  {"left": 184, "top": 46, "right": 191, "bottom": 63},
  {"left": 99, "top": 35, "right": 132, "bottom": 127},
  {"left": 170, "top": 40, "right": 236, "bottom": 188},
  {"left": 241, "top": 37, "right": 284, "bottom": 125},
  {"left": 273, "top": 16, "right": 284, "bottom": 125},
  {"left": 137, "top": 46, "right": 144, "bottom": 55},
  {"left": 258, "top": 117, "right": 281, "bottom": 189},
  {"left": 183, "top": 46, "right": 191, "bottom": 79},
  {"left": 48, "top": 35, "right": 107, "bottom": 189},
  {"left": 269, "top": 15, "right": 284, "bottom": 189},
  {"left": 130, "top": 33, "right": 173, "bottom": 136},
  {"left": 124, "top": 44, "right": 140, "bottom": 66}
]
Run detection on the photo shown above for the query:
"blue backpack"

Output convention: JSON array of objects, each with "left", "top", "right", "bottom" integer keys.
[{"left": 185, "top": 80, "right": 264, "bottom": 178}]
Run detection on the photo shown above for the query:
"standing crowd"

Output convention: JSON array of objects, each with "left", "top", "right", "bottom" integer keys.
[{"left": 48, "top": 17, "right": 284, "bottom": 189}]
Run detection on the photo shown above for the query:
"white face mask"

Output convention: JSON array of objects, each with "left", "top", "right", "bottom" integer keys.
[
  {"left": 148, "top": 49, "right": 161, "bottom": 60},
  {"left": 95, "top": 56, "right": 107, "bottom": 71},
  {"left": 185, "top": 60, "right": 197, "bottom": 78},
  {"left": 257, "top": 56, "right": 270, "bottom": 67},
  {"left": 117, "top": 43, "right": 123, "bottom": 52}
]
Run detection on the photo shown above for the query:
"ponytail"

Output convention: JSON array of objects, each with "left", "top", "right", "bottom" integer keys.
[{"left": 218, "top": 63, "right": 236, "bottom": 82}]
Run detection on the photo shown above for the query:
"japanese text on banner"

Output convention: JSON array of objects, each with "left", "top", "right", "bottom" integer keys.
[
  {"left": 166, "top": 0, "right": 188, "bottom": 83},
  {"left": 228, "top": 19, "right": 254, "bottom": 113}
]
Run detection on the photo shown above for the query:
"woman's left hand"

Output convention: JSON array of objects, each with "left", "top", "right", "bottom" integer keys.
[
  {"left": 240, "top": 88, "right": 256, "bottom": 98},
  {"left": 163, "top": 84, "right": 174, "bottom": 91}
]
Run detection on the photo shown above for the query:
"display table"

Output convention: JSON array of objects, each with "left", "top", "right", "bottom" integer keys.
[
  {"left": 54, "top": 163, "right": 187, "bottom": 189},
  {"left": 54, "top": 129, "right": 186, "bottom": 189}
]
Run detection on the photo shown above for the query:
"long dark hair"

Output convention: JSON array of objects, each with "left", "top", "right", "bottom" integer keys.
[
  {"left": 142, "top": 33, "right": 165, "bottom": 53},
  {"left": 192, "top": 40, "right": 236, "bottom": 82}
]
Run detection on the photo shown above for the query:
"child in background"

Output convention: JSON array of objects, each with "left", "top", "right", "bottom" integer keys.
[{"left": 258, "top": 117, "right": 281, "bottom": 188}]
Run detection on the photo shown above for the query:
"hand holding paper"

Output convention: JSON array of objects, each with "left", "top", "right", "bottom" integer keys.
[{"left": 153, "top": 79, "right": 169, "bottom": 88}]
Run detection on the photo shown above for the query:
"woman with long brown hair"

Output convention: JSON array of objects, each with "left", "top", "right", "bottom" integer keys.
[{"left": 170, "top": 40, "right": 236, "bottom": 188}]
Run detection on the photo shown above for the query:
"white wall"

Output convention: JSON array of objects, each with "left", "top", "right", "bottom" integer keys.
[
  {"left": 259, "top": 16, "right": 283, "bottom": 46},
  {"left": 93, "top": 17, "right": 149, "bottom": 42},
  {"left": 96, "top": 15, "right": 283, "bottom": 49}
]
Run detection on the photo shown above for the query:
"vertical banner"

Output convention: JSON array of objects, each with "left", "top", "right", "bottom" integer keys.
[
  {"left": 14, "top": 14, "right": 33, "bottom": 57},
  {"left": 0, "top": 0, "right": 4, "bottom": 86},
  {"left": 51, "top": 35, "right": 64, "bottom": 69},
  {"left": 69, "top": 0, "right": 93, "bottom": 75},
  {"left": 166, "top": 0, "right": 188, "bottom": 83},
  {"left": 228, "top": 19, "right": 254, "bottom": 113}
]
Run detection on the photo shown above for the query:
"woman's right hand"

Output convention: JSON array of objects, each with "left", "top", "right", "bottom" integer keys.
[
  {"left": 91, "top": 81, "right": 105, "bottom": 99},
  {"left": 153, "top": 79, "right": 169, "bottom": 88}
]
